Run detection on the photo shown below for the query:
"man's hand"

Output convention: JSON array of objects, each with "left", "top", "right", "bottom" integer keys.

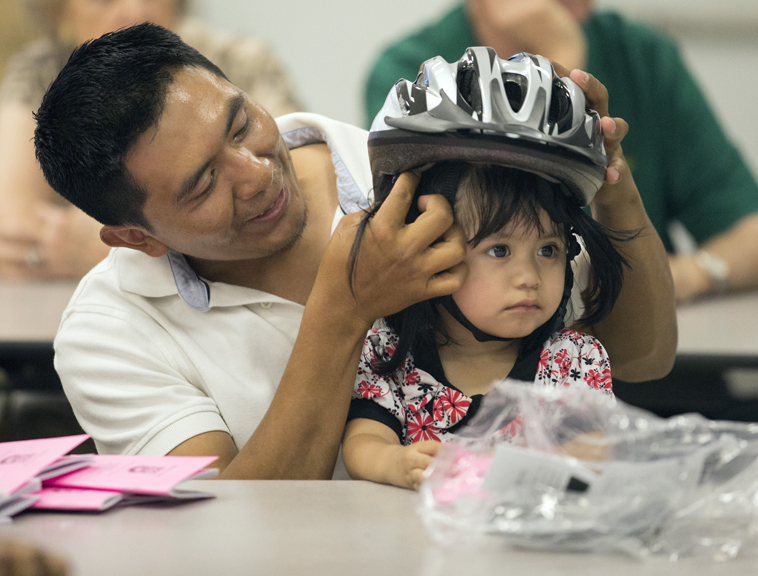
[
  {"left": 549, "top": 62, "right": 633, "bottom": 209},
  {"left": 0, "top": 202, "right": 109, "bottom": 280},
  {"left": 468, "top": 0, "right": 587, "bottom": 71},
  {"left": 316, "top": 172, "right": 468, "bottom": 330}
]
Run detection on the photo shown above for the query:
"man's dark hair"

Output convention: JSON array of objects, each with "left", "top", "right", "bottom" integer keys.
[{"left": 34, "top": 23, "right": 228, "bottom": 231}]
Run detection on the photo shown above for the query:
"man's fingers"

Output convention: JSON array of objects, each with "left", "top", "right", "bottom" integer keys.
[
  {"left": 569, "top": 69, "right": 609, "bottom": 118},
  {"left": 601, "top": 116, "right": 628, "bottom": 145},
  {"left": 408, "top": 194, "right": 457, "bottom": 253},
  {"left": 601, "top": 116, "right": 630, "bottom": 185},
  {"left": 373, "top": 171, "right": 420, "bottom": 229},
  {"left": 551, "top": 59, "right": 571, "bottom": 79},
  {"left": 420, "top": 223, "right": 467, "bottom": 273},
  {"left": 425, "top": 261, "right": 468, "bottom": 300}
]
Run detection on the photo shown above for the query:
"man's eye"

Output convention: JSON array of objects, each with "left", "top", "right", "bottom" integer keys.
[
  {"left": 196, "top": 170, "right": 217, "bottom": 199},
  {"left": 487, "top": 245, "right": 509, "bottom": 258},
  {"left": 234, "top": 115, "right": 251, "bottom": 140}
]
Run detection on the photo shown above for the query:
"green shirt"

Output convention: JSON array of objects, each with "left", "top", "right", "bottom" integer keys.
[{"left": 364, "top": 6, "right": 758, "bottom": 250}]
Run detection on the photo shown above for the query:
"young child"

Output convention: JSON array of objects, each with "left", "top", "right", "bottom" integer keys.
[{"left": 342, "top": 48, "right": 631, "bottom": 490}]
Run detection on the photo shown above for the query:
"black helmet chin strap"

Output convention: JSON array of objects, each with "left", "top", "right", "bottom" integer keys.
[{"left": 436, "top": 295, "right": 515, "bottom": 343}]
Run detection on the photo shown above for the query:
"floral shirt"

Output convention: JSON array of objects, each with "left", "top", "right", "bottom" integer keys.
[{"left": 348, "top": 327, "right": 613, "bottom": 445}]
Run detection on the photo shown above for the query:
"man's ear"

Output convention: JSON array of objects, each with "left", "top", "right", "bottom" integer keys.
[{"left": 100, "top": 226, "right": 170, "bottom": 258}]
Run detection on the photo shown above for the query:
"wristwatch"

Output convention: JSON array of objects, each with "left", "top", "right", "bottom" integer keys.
[{"left": 694, "top": 250, "right": 729, "bottom": 293}]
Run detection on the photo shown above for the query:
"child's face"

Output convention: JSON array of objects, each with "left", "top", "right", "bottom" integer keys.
[{"left": 451, "top": 207, "right": 567, "bottom": 339}]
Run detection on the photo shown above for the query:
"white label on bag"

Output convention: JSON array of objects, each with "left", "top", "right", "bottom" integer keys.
[{"left": 481, "top": 444, "right": 598, "bottom": 493}]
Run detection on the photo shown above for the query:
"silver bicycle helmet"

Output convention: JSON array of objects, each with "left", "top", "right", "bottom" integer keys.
[{"left": 369, "top": 48, "right": 607, "bottom": 206}]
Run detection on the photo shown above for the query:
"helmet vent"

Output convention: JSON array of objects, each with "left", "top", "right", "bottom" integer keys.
[
  {"left": 548, "top": 78, "right": 572, "bottom": 129},
  {"left": 503, "top": 73, "right": 526, "bottom": 113},
  {"left": 457, "top": 67, "right": 483, "bottom": 117}
]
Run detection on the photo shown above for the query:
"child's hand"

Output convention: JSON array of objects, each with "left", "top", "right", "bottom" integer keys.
[
  {"left": 342, "top": 418, "right": 442, "bottom": 490},
  {"left": 555, "top": 431, "right": 608, "bottom": 461},
  {"left": 389, "top": 441, "right": 443, "bottom": 490}
]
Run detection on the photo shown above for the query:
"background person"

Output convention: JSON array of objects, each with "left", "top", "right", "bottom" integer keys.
[
  {"left": 0, "top": 0, "right": 301, "bottom": 280},
  {"left": 364, "top": 0, "right": 758, "bottom": 303}
]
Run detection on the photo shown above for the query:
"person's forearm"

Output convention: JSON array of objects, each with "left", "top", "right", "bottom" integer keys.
[
  {"left": 589, "top": 185, "right": 677, "bottom": 382},
  {"left": 219, "top": 291, "right": 370, "bottom": 479},
  {"left": 671, "top": 213, "right": 758, "bottom": 300},
  {"left": 343, "top": 433, "right": 403, "bottom": 486}
]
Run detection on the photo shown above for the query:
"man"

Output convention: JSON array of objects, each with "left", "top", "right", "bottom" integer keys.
[
  {"left": 366, "top": 0, "right": 758, "bottom": 302},
  {"left": 34, "top": 24, "right": 675, "bottom": 478}
]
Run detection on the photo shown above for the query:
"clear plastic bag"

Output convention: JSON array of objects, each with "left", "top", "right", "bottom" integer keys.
[{"left": 418, "top": 380, "right": 758, "bottom": 560}]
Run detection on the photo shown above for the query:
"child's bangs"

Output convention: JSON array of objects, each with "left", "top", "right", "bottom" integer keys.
[{"left": 455, "top": 164, "right": 568, "bottom": 246}]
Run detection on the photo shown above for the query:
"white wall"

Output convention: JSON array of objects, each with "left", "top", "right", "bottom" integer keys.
[
  {"left": 194, "top": 0, "right": 457, "bottom": 127},
  {"left": 194, "top": 0, "right": 758, "bottom": 175}
]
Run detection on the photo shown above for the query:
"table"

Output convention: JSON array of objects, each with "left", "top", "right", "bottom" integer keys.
[
  {"left": 0, "top": 281, "right": 77, "bottom": 393},
  {"left": 2, "top": 280, "right": 757, "bottom": 357},
  {"left": 676, "top": 291, "right": 758, "bottom": 365},
  {"left": 2, "top": 480, "right": 756, "bottom": 576}
]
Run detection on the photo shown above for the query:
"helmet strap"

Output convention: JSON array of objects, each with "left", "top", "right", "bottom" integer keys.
[{"left": 435, "top": 294, "right": 515, "bottom": 343}]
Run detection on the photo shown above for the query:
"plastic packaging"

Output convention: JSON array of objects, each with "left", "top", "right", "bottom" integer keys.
[{"left": 418, "top": 380, "right": 758, "bottom": 560}]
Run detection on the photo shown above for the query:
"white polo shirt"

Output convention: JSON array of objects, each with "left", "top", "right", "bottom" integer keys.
[{"left": 54, "top": 113, "right": 372, "bottom": 457}]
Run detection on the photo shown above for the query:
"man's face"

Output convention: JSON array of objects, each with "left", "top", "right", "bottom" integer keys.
[
  {"left": 125, "top": 66, "right": 306, "bottom": 262},
  {"left": 556, "top": 0, "right": 594, "bottom": 23}
]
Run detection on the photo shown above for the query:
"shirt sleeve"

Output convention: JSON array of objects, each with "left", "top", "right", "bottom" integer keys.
[
  {"left": 655, "top": 36, "right": 758, "bottom": 242},
  {"left": 347, "top": 328, "right": 407, "bottom": 443},
  {"left": 539, "top": 329, "right": 613, "bottom": 396},
  {"left": 54, "top": 307, "right": 229, "bottom": 457}
]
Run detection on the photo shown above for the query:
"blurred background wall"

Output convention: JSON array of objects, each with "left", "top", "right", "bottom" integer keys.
[
  {"left": 194, "top": 0, "right": 758, "bottom": 177},
  {"left": 0, "top": 0, "right": 42, "bottom": 78}
]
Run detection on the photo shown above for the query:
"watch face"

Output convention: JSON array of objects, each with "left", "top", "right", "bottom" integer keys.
[{"left": 695, "top": 250, "right": 729, "bottom": 286}]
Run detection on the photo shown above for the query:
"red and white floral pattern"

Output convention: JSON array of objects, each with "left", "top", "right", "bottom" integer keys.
[{"left": 352, "top": 327, "right": 613, "bottom": 445}]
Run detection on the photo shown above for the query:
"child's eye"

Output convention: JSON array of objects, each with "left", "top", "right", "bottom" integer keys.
[
  {"left": 487, "top": 245, "right": 509, "bottom": 258},
  {"left": 538, "top": 244, "right": 558, "bottom": 257}
]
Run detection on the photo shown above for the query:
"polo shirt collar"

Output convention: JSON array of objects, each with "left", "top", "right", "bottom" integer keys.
[{"left": 117, "top": 248, "right": 294, "bottom": 311}]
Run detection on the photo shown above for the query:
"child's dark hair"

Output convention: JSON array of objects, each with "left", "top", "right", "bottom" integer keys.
[{"left": 349, "top": 162, "right": 636, "bottom": 375}]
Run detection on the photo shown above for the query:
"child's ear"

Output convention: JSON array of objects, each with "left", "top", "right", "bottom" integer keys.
[{"left": 100, "top": 226, "right": 170, "bottom": 258}]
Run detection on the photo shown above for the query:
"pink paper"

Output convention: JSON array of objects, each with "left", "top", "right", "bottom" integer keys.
[
  {"left": 44, "top": 454, "right": 218, "bottom": 496},
  {"left": 0, "top": 435, "right": 90, "bottom": 496},
  {"left": 30, "top": 487, "right": 123, "bottom": 511}
]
